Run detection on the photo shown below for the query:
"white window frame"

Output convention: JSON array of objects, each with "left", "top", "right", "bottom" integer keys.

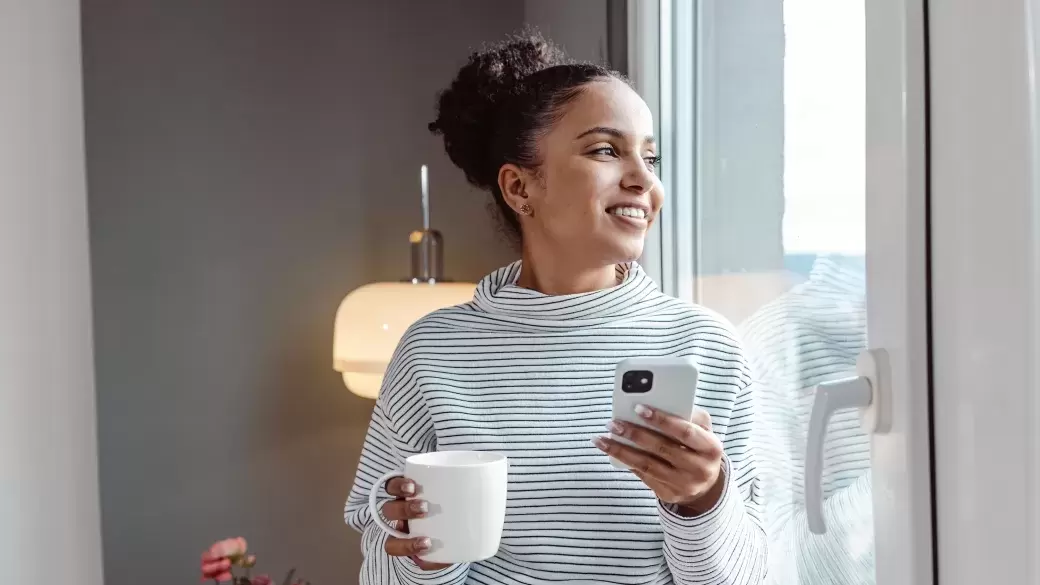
[
  {"left": 929, "top": 0, "right": 1040, "bottom": 582},
  {"left": 629, "top": 0, "right": 668, "bottom": 291},
  {"left": 630, "top": 0, "right": 697, "bottom": 300}
]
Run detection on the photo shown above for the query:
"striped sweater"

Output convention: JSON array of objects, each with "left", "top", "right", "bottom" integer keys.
[
  {"left": 737, "top": 257, "right": 873, "bottom": 585},
  {"left": 345, "top": 261, "right": 767, "bottom": 585}
]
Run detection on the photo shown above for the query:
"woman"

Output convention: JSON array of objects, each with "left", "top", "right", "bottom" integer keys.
[{"left": 345, "top": 32, "right": 766, "bottom": 585}]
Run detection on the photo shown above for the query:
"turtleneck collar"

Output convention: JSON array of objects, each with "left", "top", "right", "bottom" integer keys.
[{"left": 471, "top": 261, "right": 665, "bottom": 327}]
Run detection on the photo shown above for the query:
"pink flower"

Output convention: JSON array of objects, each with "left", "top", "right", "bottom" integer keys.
[
  {"left": 250, "top": 576, "right": 273, "bottom": 585},
  {"left": 201, "top": 537, "right": 248, "bottom": 582},
  {"left": 200, "top": 554, "right": 231, "bottom": 582},
  {"left": 208, "top": 537, "right": 248, "bottom": 559}
]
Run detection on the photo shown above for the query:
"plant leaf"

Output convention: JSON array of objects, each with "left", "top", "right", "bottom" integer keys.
[{"left": 281, "top": 568, "right": 296, "bottom": 585}]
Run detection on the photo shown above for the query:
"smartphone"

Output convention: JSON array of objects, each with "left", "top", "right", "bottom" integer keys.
[{"left": 610, "top": 356, "right": 700, "bottom": 470}]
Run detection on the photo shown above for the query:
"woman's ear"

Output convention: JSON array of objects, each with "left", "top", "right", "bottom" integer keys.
[{"left": 498, "top": 163, "right": 529, "bottom": 213}]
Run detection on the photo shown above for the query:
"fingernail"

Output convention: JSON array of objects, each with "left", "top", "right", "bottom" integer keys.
[
  {"left": 416, "top": 537, "right": 432, "bottom": 551},
  {"left": 635, "top": 405, "right": 653, "bottom": 419},
  {"left": 411, "top": 500, "right": 428, "bottom": 514},
  {"left": 401, "top": 481, "right": 415, "bottom": 495},
  {"left": 607, "top": 421, "right": 624, "bottom": 435},
  {"left": 592, "top": 436, "right": 609, "bottom": 449}
]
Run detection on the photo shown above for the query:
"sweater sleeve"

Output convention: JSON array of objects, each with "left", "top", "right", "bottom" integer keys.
[
  {"left": 657, "top": 379, "right": 768, "bottom": 585},
  {"left": 763, "top": 472, "right": 874, "bottom": 585},
  {"left": 344, "top": 334, "right": 471, "bottom": 585}
]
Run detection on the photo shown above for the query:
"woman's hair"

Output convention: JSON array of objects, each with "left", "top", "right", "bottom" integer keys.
[{"left": 428, "top": 30, "right": 627, "bottom": 242}]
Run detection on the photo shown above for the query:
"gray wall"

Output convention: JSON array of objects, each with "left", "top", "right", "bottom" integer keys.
[
  {"left": 1, "top": 0, "right": 103, "bottom": 583},
  {"left": 82, "top": 2, "right": 525, "bottom": 583},
  {"left": 524, "top": 0, "right": 609, "bottom": 64}
]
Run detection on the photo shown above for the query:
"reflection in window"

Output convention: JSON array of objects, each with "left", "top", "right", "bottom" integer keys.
[{"left": 668, "top": 0, "right": 873, "bottom": 583}]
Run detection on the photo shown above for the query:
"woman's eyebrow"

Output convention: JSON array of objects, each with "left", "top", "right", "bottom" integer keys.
[{"left": 575, "top": 126, "right": 656, "bottom": 146}]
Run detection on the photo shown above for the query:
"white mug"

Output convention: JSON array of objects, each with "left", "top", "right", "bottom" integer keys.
[{"left": 368, "top": 450, "right": 508, "bottom": 564}]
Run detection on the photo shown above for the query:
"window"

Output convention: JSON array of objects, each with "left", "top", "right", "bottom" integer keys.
[
  {"left": 638, "top": 0, "right": 865, "bottom": 323},
  {"left": 634, "top": 2, "right": 876, "bottom": 583}
]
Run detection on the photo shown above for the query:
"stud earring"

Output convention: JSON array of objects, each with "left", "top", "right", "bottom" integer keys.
[{"left": 519, "top": 203, "right": 533, "bottom": 216}]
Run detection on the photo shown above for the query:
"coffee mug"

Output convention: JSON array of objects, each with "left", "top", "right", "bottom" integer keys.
[{"left": 368, "top": 450, "right": 508, "bottom": 564}]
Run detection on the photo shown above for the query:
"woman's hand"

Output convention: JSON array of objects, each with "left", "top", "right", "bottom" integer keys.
[
  {"left": 381, "top": 477, "right": 453, "bottom": 571},
  {"left": 594, "top": 405, "right": 727, "bottom": 516}
]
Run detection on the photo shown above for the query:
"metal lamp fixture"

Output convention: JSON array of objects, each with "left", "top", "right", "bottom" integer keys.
[{"left": 333, "top": 165, "right": 476, "bottom": 399}]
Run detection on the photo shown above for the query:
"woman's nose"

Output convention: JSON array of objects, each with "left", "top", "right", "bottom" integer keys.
[{"left": 621, "top": 159, "right": 655, "bottom": 194}]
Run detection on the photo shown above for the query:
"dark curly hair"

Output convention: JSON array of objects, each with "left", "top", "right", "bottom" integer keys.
[{"left": 428, "top": 30, "right": 627, "bottom": 243}]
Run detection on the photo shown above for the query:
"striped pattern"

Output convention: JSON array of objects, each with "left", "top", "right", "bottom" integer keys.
[
  {"left": 345, "top": 262, "right": 767, "bottom": 585},
  {"left": 737, "top": 257, "right": 874, "bottom": 585}
]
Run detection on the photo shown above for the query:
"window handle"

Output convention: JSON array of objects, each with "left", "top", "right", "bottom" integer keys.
[{"left": 805, "top": 349, "right": 891, "bottom": 534}]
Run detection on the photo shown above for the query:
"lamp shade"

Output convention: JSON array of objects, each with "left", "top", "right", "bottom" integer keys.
[{"left": 333, "top": 281, "right": 476, "bottom": 399}]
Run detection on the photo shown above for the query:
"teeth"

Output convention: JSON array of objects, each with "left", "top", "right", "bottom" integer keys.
[{"left": 609, "top": 207, "right": 647, "bottom": 219}]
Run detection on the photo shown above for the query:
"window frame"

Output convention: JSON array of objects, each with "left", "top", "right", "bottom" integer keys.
[{"left": 630, "top": 0, "right": 701, "bottom": 301}]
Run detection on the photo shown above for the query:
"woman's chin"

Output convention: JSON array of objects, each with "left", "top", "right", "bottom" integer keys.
[{"left": 603, "top": 240, "right": 646, "bottom": 265}]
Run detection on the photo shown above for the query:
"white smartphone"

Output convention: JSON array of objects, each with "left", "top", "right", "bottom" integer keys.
[{"left": 610, "top": 356, "right": 700, "bottom": 470}]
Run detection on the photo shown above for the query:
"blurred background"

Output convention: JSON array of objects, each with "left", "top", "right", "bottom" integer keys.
[{"left": 80, "top": 1, "right": 620, "bottom": 583}]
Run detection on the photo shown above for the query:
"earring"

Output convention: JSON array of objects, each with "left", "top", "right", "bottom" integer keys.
[{"left": 519, "top": 203, "right": 533, "bottom": 216}]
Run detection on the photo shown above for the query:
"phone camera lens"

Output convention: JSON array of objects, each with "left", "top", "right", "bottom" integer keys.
[{"left": 621, "top": 370, "right": 653, "bottom": 393}]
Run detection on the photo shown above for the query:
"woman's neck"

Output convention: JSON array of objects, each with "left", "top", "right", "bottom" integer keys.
[{"left": 516, "top": 248, "right": 619, "bottom": 295}]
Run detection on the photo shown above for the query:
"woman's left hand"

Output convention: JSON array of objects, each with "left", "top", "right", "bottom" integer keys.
[{"left": 594, "top": 405, "right": 726, "bottom": 516}]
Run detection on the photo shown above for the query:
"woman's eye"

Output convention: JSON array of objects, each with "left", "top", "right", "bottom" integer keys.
[
  {"left": 590, "top": 146, "right": 618, "bottom": 157},
  {"left": 645, "top": 155, "right": 662, "bottom": 168}
]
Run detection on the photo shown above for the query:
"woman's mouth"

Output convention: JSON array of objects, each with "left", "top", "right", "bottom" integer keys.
[
  {"left": 608, "top": 206, "right": 648, "bottom": 220},
  {"left": 607, "top": 205, "right": 650, "bottom": 229}
]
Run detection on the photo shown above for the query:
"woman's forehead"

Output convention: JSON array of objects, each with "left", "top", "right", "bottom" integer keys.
[{"left": 554, "top": 79, "right": 654, "bottom": 140}]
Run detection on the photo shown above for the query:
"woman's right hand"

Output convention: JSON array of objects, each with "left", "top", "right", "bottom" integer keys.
[{"left": 382, "top": 477, "right": 453, "bottom": 571}]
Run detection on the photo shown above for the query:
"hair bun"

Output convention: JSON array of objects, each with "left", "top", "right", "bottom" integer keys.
[{"left": 429, "top": 30, "right": 567, "bottom": 190}]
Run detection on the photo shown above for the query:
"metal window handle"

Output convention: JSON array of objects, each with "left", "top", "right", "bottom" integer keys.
[{"left": 805, "top": 349, "right": 891, "bottom": 535}]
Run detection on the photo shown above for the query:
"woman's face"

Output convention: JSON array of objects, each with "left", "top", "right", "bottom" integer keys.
[{"left": 506, "top": 77, "right": 664, "bottom": 266}]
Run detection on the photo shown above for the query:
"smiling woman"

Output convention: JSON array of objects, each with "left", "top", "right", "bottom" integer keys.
[
  {"left": 344, "top": 30, "right": 767, "bottom": 585},
  {"left": 498, "top": 81, "right": 665, "bottom": 290},
  {"left": 427, "top": 33, "right": 663, "bottom": 294}
]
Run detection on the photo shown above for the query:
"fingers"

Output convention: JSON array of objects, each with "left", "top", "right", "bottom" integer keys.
[
  {"left": 689, "top": 407, "right": 713, "bottom": 432},
  {"left": 383, "top": 536, "right": 453, "bottom": 571},
  {"left": 385, "top": 535, "right": 432, "bottom": 557},
  {"left": 381, "top": 476, "right": 444, "bottom": 570},
  {"left": 633, "top": 405, "right": 722, "bottom": 457},
  {"left": 593, "top": 435, "right": 677, "bottom": 485},
  {"left": 382, "top": 529, "right": 452, "bottom": 572},
  {"left": 607, "top": 420, "right": 701, "bottom": 468},
  {"left": 380, "top": 498, "right": 429, "bottom": 522},
  {"left": 411, "top": 557, "right": 454, "bottom": 571},
  {"left": 632, "top": 469, "right": 682, "bottom": 502},
  {"left": 385, "top": 477, "right": 418, "bottom": 498}
]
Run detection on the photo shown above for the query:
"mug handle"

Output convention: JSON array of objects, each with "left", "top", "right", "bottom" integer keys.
[{"left": 368, "top": 470, "right": 411, "bottom": 539}]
